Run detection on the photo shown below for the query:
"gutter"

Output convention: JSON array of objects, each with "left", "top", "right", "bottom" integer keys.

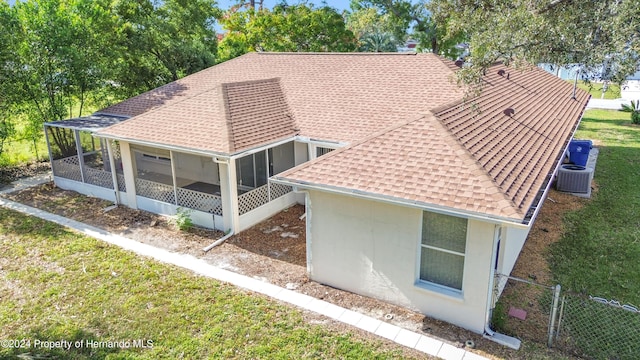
[{"left": 524, "top": 104, "right": 589, "bottom": 227}]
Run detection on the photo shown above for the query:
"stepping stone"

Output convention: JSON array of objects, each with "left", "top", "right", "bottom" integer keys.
[{"left": 508, "top": 307, "right": 527, "bottom": 320}]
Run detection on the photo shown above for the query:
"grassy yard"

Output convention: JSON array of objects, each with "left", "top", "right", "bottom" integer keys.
[
  {"left": 549, "top": 109, "right": 640, "bottom": 304},
  {"left": 0, "top": 208, "right": 418, "bottom": 359},
  {"left": 571, "top": 80, "right": 621, "bottom": 100}
]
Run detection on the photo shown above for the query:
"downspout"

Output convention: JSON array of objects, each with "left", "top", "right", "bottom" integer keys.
[
  {"left": 203, "top": 156, "right": 234, "bottom": 251},
  {"left": 484, "top": 225, "right": 501, "bottom": 337}
]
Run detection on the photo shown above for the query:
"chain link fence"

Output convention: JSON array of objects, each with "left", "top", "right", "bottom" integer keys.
[
  {"left": 552, "top": 293, "right": 640, "bottom": 360},
  {"left": 493, "top": 275, "right": 640, "bottom": 359}
]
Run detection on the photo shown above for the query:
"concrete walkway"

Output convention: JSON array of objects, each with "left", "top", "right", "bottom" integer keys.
[
  {"left": 0, "top": 177, "right": 490, "bottom": 360},
  {"left": 586, "top": 98, "right": 629, "bottom": 110}
]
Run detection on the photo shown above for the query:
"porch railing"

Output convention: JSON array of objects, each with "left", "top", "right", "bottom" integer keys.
[
  {"left": 238, "top": 181, "right": 293, "bottom": 215},
  {"left": 136, "top": 178, "right": 223, "bottom": 216},
  {"left": 177, "top": 187, "right": 223, "bottom": 216},
  {"left": 135, "top": 178, "right": 175, "bottom": 204},
  {"left": 52, "top": 156, "right": 82, "bottom": 182}
]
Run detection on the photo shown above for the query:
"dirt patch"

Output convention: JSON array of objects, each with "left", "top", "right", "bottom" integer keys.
[{"left": 2, "top": 182, "right": 581, "bottom": 359}]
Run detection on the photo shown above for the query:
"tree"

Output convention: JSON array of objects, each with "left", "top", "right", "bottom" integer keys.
[
  {"left": 7, "top": 0, "right": 120, "bottom": 158},
  {"left": 428, "top": 0, "right": 640, "bottom": 85},
  {"left": 218, "top": 3, "right": 357, "bottom": 62},
  {"left": 351, "top": 0, "right": 465, "bottom": 57},
  {"left": 359, "top": 31, "right": 398, "bottom": 52},
  {"left": 0, "top": 2, "right": 19, "bottom": 159},
  {"left": 346, "top": 4, "right": 404, "bottom": 52},
  {"left": 114, "top": 0, "right": 220, "bottom": 96}
]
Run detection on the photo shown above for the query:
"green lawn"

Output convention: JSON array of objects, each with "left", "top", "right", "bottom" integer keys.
[
  {"left": 549, "top": 109, "right": 640, "bottom": 304},
  {"left": 0, "top": 208, "right": 417, "bottom": 359},
  {"left": 570, "top": 80, "right": 621, "bottom": 100}
]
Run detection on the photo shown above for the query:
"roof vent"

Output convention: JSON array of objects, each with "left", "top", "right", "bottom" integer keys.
[
  {"left": 497, "top": 69, "right": 506, "bottom": 76},
  {"left": 503, "top": 108, "right": 515, "bottom": 116}
]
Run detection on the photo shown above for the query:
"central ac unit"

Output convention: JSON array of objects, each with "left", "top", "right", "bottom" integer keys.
[{"left": 556, "top": 165, "right": 593, "bottom": 193}]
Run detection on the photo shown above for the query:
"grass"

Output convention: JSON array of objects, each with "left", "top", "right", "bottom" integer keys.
[
  {"left": 0, "top": 208, "right": 417, "bottom": 359},
  {"left": 570, "top": 80, "right": 621, "bottom": 99},
  {"left": 549, "top": 109, "right": 640, "bottom": 304}
]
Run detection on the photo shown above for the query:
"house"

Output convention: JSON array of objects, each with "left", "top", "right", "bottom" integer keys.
[
  {"left": 621, "top": 70, "right": 640, "bottom": 100},
  {"left": 44, "top": 52, "right": 590, "bottom": 338}
]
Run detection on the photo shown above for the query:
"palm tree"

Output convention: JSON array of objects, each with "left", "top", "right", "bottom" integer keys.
[
  {"left": 620, "top": 100, "right": 640, "bottom": 124},
  {"left": 358, "top": 31, "right": 398, "bottom": 53}
]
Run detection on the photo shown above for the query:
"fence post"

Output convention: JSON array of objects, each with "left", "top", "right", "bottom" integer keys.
[{"left": 548, "top": 284, "right": 561, "bottom": 347}]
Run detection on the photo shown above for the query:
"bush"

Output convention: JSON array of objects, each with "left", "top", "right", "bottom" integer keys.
[
  {"left": 620, "top": 100, "right": 640, "bottom": 124},
  {"left": 175, "top": 207, "right": 194, "bottom": 231}
]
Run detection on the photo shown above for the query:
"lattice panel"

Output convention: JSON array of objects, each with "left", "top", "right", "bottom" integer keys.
[
  {"left": 135, "top": 178, "right": 175, "bottom": 204},
  {"left": 84, "top": 167, "right": 114, "bottom": 189},
  {"left": 177, "top": 187, "right": 223, "bottom": 215},
  {"left": 52, "top": 156, "right": 82, "bottom": 182},
  {"left": 270, "top": 182, "right": 293, "bottom": 200},
  {"left": 116, "top": 174, "right": 127, "bottom": 192},
  {"left": 238, "top": 185, "right": 269, "bottom": 215}
]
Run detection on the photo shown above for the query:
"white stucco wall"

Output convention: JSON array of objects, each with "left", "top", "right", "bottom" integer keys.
[
  {"left": 307, "top": 190, "right": 496, "bottom": 333},
  {"left": 497, "top": 227, "right": 529, "bottom": 278}
]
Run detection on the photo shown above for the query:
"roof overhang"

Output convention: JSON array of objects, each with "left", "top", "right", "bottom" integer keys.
[
  {"left": 45, "top": 114, "right": 130, "bottom": 133},
  {"left": 271, "top": 176, "right": 530, "bottom": 229}
]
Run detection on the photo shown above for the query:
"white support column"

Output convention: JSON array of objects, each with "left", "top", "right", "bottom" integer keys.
[
  {"left": 170, "top": 150, "right": 178, "bottom": 206},
  {"left": 218, "top": 158, "right": 240, "bottom": 233},
  {"left": 228, "top": 159, "right": 240, "bottom": 232},
  {"left": 74, "top": 130, "right": 86, "bottom": 183},
  {"left": 43, "top": 125, "right": 54, "bottom": 169},
  {"left": 119, "top": 141, "right": 138, "bottom": 208},
  {"left": 106, "top": 140, "right": 121, "bottom": 204},
  {"left": 266, "top": 149, "right": 271, "bottom": 201}
]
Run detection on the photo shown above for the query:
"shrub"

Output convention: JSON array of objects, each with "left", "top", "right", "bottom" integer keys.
[
  {"left": 175, "top": 207, "right": 194, "bottom": 231},
  {"left": 620, "top": 100, "right": 640, "bottom": 124}
]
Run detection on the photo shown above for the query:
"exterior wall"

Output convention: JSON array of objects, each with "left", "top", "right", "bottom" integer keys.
[
  {"left": 497, "top": 227, "right": 529, "bottom": 278},
  {"left": 307, "top": 190, "right": 496, "bottom": 333},
  {"left": 294, "top": 141, "right": 309, "bottom": 166}
]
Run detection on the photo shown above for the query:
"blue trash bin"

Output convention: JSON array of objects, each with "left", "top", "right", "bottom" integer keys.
[{"left": 568, "top": 140, "right": 592, "bottom": 167}]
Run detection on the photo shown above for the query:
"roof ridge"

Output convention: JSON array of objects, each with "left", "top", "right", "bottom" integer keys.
[{"left": 427, "top": 109, "right": 522, "bottom": 217}]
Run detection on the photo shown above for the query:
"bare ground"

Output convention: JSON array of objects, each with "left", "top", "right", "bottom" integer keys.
[{"left": 1, "top": 181, "right": 584, "bottom": 359}]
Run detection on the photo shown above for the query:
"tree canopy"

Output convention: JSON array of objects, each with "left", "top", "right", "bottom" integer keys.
[
  {"left": 218, "top": 3, "right": 357, "bottom": 62},
  {"left": 428, "top": 0, "right": 640, "bottom": 84}
]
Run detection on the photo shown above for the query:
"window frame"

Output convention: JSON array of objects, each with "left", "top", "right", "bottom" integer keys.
[{"left": 416, "top": 211, "right": 468, "bottom": 295}]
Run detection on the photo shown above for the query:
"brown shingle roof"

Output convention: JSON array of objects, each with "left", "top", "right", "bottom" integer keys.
[
  {"left": 275, "top": 63, "right": 590, "bottom": 223},
  {"left": 223, "top": 78, "right": 296, "bottom": 152},
  {"left": 97, "top": 52, "right": 462, "bottom": 153},
  {"left": 96, "top": 53, "right": 589, "bottom": 222},
  {"left": 274, "top": 113, "right": 520, "bottom": 220}
]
